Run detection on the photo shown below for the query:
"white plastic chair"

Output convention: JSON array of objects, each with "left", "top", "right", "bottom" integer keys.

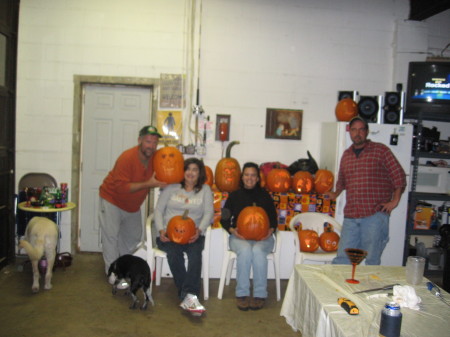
[
  {"left": 133, "top": 214, "right": 211, "bottom": 300},
  {"left": 288, "top": 212, "right": 342, "bottom": 264},
  {"left": 217, "top": 229, "right": 281, "bottom": 301}
]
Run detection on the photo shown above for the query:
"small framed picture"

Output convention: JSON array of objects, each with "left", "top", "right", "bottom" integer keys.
[
  {"left": 156, "top": 110, "right": 183, "bottom": 145},
  {"left": 265, "top": 108, "right": 303, "bottom": 140}
]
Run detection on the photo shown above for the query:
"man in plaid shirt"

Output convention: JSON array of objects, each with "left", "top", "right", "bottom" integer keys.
[{"left": 327, "top": 116, "right": 406, "bottom": 265}]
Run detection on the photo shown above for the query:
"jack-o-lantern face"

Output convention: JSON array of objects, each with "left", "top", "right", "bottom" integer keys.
[
  {"left": 215, "top": 158, "right": 241, "bottom": 192},
  {"left": 236, "top": 205, "right": 270, "bottom": 241},
  {"left": 319, "top": 229, "right": 340, "bottom": 252},
  {"left": 267, "top": 168, "right": 291, "bottom": 193},
  {"left": 314, "top": 169, "right": 334, "bottom": 194},
  {"left": 298, "top": 229, "right": 319, "bottom": 252},
  {"left": 166, "top": 210, "right": 196, "bottom": 244},
  {"left": 153, "top": 147, "right": 184, "bottom": 184},
  {"left": 292, "top": 171, "right": 314, "bottom": 193}
]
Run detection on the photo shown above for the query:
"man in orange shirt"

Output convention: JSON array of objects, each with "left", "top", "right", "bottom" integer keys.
[{"left": 99, "top": 126, "right": 167, "bottom": 278}]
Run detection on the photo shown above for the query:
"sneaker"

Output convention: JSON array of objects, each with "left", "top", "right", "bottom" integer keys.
[
  {"left": 249, "top": 297, "right": 265, "bottom": 310},
  {"left": 179, "top": 293, "right": 206, "bottom": 316},
  {"left": 236, "top": 296, "right": 250, "bottom": 311},
  {"left": 116, "top": 279, "right": 129, "bottom": 290}
]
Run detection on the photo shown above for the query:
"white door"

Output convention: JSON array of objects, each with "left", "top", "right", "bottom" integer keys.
[{"left": 80, "top": 84, "right": 152, "bottom": 252}]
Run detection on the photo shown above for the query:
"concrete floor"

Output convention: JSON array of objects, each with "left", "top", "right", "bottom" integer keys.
[{"left": 0, "top": 253, "right": 300, "bottom": 337}]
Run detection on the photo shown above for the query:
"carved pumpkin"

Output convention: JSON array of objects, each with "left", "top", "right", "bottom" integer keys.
[
  {"left": 335, "top": 98, "right": 358, "bottom": 121},
  {"left": 298, "top": 229, "right": 319, "bottom": 252},
  {"left": 292, "top": 171, "right": 314, "bottom": 193},
  {"left": 166, "top": 210, "right": 196, "bottom": 245},
  {"left": 205, "top": 165, "right": 214, "bottom": 186},
  {"left": 153, "top": 146, "right": 184, "bottom": 184},
  {"left": 215, "top": 141, "right": 241, "bottom": 192},
  {"left": 314, "top": 169, "right": 334, "bottom": 194},
  {"left": 319, "top": 225, "right": 340, "bottom": 252},
  {"left": 212, "top": 191, "right": 223, "bottom": 228},
  {"left": 259, "top": 171, "right": 266, "bottom": 189},
  {"left": 237, "top": 204, "right": 270, "bottom": 241},
  {"left": 266, "top": 168, "right": 291, "bottom": 193}
]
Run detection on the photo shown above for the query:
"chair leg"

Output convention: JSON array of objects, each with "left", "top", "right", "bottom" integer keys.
[
  {"left": 155, "top": 257, "right": 163, "bottom": 286},
  {"left": 274, "top": 259, "right": 281, "bottom": 301},
  {"left": 202, "top": 251, "right": 209, "bottom": 301},
  {"left": 225, "top": 257, "right": 235, "bottom": 286},
  {"left": 218, "top": 253, "right": 231, "bottom": 299}
]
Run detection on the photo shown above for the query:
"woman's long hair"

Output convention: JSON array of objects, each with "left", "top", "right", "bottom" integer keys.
[
  {"left": 239, "top": 162, "right": 261, "bottom": 189},
  {"left": 181, "top": 157, "right": 206, "bottom": 192}
]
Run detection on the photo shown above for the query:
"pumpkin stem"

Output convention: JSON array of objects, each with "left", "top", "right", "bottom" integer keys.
[
  {"left": 182, "top": 209, "right": 189, "bottom": 220},
  {"left": 225, "top": 141, "right": 240, "bottom": 158}
]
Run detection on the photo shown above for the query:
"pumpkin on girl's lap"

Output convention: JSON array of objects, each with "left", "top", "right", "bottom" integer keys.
[
  {"left": 166, "top": 210, "right": 196, "bottom": 245},
  {"left": 237, "top": 204, "right": 269, "bottom": 241}
]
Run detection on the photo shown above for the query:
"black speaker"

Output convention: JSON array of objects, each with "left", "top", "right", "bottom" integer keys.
[
  {"left": 382, "top": 91, "right": 404, "bottom": 124},
  {"left": 338, "top": 90, "right": 358, "bottom": 101},
  {"left": 358, "top": 96, "right": 381, "bottom": 123}
]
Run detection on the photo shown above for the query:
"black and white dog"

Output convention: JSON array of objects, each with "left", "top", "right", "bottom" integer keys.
[{"left": 107, "top": 255, "right": 154, "bottom": 310}]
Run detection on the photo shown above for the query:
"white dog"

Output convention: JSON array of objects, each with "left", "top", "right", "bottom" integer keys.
[{"left": 19, "top": 217, "right": 58, "bottom": 293}]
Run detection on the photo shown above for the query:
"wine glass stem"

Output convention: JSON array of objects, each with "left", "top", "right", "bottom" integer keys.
[{"left": 351, "top": 263, "right": 356, "bottom": 280}]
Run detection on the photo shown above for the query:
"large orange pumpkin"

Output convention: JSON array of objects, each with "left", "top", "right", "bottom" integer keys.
[
  {"left": 319, "top": 226, "right": 340, "bottom": 252},
  {"left": 298, "top": 229, "right": 320, "bottom": 252},
  {"left": 166, "top": 210, "right": 196, "bottom": 244},
  {"left": 292, "top": 171, "right": 314, "bottom": 193},
  {"left": 215, "top": 141, "right": 241, "bottom": 192},
  {"left": 259, "top": 171, "right": 266, "bottom": 189},
  {"left": 153, "top": 146, "right": 184, "bottom": 184},
  {"left": 236, "top": 204, "right": 270, "bottom": 241},
  {"left": 266, "top": 168, "right": 291, "bottom": 193},
  {"left": 314, "top": 169, "right": 334, "bottom": 194},
  {"left": 335, "top": 98, "right": 358, "bottom": 121},
  {"left": 205, "top": 165, "right": 214, "bottom": 186}
]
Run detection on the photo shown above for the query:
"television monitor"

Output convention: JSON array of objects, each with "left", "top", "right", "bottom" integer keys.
[{"left": 404, "top": 61, "right": 450, "bottom": 121}]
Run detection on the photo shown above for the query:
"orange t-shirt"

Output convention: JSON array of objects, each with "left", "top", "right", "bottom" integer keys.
[{"left": 99, "top": 146, "right": 154, "bottom": 212}]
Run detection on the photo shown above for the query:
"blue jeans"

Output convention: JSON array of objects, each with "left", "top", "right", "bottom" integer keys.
[
  {"left": 229, "top": 234, "right": 275, "bottom": 298},
  {"left": 332, "top": 212, "right": 389, "bottom": 265},
  {"left": 156, "top": 236, "right": 205, "bottom": 300}
]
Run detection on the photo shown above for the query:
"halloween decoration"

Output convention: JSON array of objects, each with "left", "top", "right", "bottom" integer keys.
[
  {"left": 166, "top": 210, "right": 196, "bottom": 245},
  {"left": 314, "top": 169, "right": 334, "bottom": 194},
  {"left": 335, "top": 98, "right": 358, "bottom": 121},
  {"left": 260, "top": 161, "right": 289, "bottom": 177},
  {"left": 287, "top": 150, "right": 319, "bottom": 175},
  {"left": 205, "top": 165, "right": 214, "bottom": 186},
  {"left": 292, "top": 171, "right": 314, "bottom": 193},
  {"left": 266, "top": 167, "right": 291, "bottom": 193},
  {"left": 236, "top": 204, "right": 270, "bottom": 241},
  {"left": 298, "top": 229, "right": 320, "bottom": 252},
  {"left": 319, "top": 225, "right": 340, "bottom": 252},
  {"left": 153, "top": 146, "right": 184, "bottom": 184},
  {"left": 215, "top": 141, "right": 241, "bottom": 192},
  {"left": 259, "top": 171, "right": 266, "bottom": 189}
]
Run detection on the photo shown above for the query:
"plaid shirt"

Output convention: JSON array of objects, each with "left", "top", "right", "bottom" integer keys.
[{"left": 335, "top": 140, "right": 406, "bottom": 218}]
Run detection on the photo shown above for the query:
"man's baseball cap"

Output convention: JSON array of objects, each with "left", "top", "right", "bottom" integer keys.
[
  {"left": 348, "top": 116, "right": 368, "bottom": 129},
  {"left": 139, "top": 125, "right": 162, "bottom": 138}
]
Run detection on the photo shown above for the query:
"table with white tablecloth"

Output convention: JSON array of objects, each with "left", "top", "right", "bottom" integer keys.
[{"left": 280, "top": 264, "right": 450, "bottom": 337}]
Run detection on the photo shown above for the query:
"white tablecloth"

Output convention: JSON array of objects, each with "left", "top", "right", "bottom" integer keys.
[{"left": 280, "top": 264, "right": 450, "bottom": 337}]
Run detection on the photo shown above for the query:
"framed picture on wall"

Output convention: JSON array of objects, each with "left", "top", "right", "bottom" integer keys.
[
  {"left": 265, "top": 108, "right": 303, "bottom": 140},
  {"left": 156, "top": 110, "right": 183, "bottom": 145}
]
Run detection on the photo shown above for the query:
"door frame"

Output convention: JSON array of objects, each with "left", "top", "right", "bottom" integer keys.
[{"left": 72, "top": 75, "right": 160, "bottom": 254}]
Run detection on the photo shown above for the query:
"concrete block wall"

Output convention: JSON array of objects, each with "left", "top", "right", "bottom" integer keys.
[{"left": 15, "top": 0, "right": 450, "bottom": 252}]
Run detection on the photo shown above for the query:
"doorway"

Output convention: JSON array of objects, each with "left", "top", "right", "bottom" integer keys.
[{"left": 72, "top": 76, "right": 160, "bottom": 253}]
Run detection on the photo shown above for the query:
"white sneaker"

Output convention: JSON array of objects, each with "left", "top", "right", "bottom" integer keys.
[
  {"left": 116, "top": 279, "right": 129, "bottom": 290},
  {"left": 179, "top": 293, "right": 206, "bottom": 316}
]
